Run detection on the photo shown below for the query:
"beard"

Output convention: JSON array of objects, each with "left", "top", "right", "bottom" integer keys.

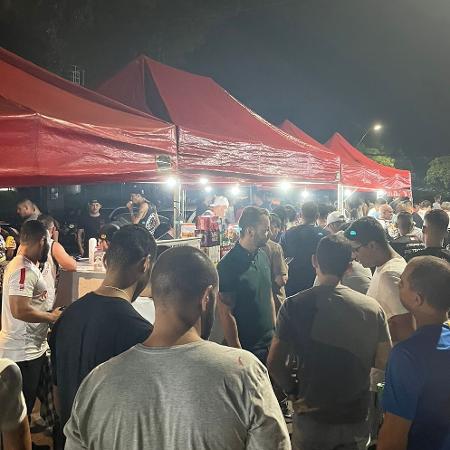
[
  {"left": 200, "top": 293, "right": 216, "bottom": 340},
  {"left": 131, "top": 269, "right": 151, "bottom": 303}
]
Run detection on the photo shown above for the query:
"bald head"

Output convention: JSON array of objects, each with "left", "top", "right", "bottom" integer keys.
[
  {"left": 151, "top": 246, "right": 218, "bottom": 307},
  {"left": 405, "top": 256, "right": 450, "bottom": 311}
]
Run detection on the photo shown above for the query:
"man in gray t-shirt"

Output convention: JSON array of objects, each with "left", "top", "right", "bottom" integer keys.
[
  {"left": 268, "top": 235, "right": 392, "bottom": 450},
  {"left": 65, "top": 247, "right": 290, "bottom": 450}
]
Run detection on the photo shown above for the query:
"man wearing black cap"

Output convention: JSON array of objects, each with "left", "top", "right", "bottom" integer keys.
[
  {"left": 77, "top": 200, "right": 105, "bottom": 257},
  {"left": 126, "top": 188, "right": 160, "bottom": 234}
]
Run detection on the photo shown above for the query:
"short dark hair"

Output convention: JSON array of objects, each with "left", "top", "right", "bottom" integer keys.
[
  {"left": 238, "top": 206, "right": 269, "bottom": 237},
  {"left": 285, "top": 205, "right": 297, "bottom": 223},
  {"left": 420, "top": 200, "right": 431, "bottom": 209},
  {"left": 318, "top": 203, "right": 331, "bottom": 220},
  {"left": 151, "top": 246, "right": 218, "bottom": 305},
  {"left": 344, "top": 216, "right": 389, "bottom": 247},
  {"left": 316, "top": 234, "right": 352, "bottom": 278},
  {"left": 397, "top": 212, "right": 414, "bottom": 228},
  {"left": 271, "top": 206, "right": 287, "bottom": 227},
  {"left": 99, "top": 223, "right": 120, "bottom": 243},
  {"left": 20, "top": 220, "right": 47, "bottom": 245},
  {"left": 104, "top": 225, "right": 156, "bottom": 269},
  {"left": 269, "top": 213, "right": 282, "bottom": 229},
  {"left": 17, "top": 198, "right": 33, "bottom": 207},
  {"left": 37, "top": 214, "right": 55, "bottom": 231},
  {"left": 424, "top": 209, "right": 449, "bottom": 233},
  {"left": 375, "top": 198, "right": 387, "bottom": 206},
  {"left": 406, "top": 256, "right": 450, "bottom": 311},
  {"left": 301, "top": 201, "right": 319, "bottom": 223}
]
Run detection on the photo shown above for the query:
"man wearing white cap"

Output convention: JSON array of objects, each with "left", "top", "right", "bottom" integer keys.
[{"left": 325, "top": 211, "right": 346, "bottom": 234}]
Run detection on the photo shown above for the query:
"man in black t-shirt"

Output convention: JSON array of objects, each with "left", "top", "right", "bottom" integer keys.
[
  {"left": 406, "top": 209, "right": 450, "bottom": 262},
  {"left": 217, "top": 206, "right": 274, "bottom": 362},
  {"left": 281, "top": 202, "right": 328, "bottom": 297},
  {"left": 76, "top": 199, "right": 105, "bottom": 256},
  {"left": 391, "top": 212, "right": 425, "bottom": 259},
  {"left": 268, "top": 234, "right": 392, "bottom": 450},
  {"left": 50, "top": 225, "right": 156, "bottom": 428}
]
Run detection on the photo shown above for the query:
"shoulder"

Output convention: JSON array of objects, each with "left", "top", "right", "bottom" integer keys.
[
  {"left": 339, "top": 286, "right": 386, "bottom": 314},
  {"left": 285, "top": 287, "right": 319, "bottom": 310},
  {"left": 218, "top": 246, "right": 238, "bottom": 268},
  {"left": 194, "top": 342, "right": 269, "bottom": 383},
  {"left": 0, "top": 359, "right": 22, "bottom": 392}
]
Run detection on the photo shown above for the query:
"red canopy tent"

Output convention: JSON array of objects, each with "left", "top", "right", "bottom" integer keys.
[
  {"left": 98, "top": 56, "right": 340, "bottom": 185},
  {"left": 325, "top": 132, "right": 412, "bottom": 197},
  {"left": 280, "top": 120, "right": 411, "bottom": 196},
  {"left": 0, "top": 47, "right": 177, "bottom": 187}
]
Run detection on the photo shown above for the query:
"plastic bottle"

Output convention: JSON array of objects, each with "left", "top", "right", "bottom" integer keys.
[{"left": 88, "top": 238, "right": 97, "bottom": 265}]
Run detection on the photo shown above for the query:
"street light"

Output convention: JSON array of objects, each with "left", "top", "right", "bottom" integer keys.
[{"left": 357, "top": 123, "right": 383, "bottom": 146}]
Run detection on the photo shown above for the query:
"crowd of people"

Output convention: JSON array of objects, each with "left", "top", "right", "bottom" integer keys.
[{"left": 0, "top": 189, "right": 449, "bottom": 450}]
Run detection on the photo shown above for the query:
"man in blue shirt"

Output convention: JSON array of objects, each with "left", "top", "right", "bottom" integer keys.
[{"left": 378, "top": 255, "right": 450, "bottom": 450}]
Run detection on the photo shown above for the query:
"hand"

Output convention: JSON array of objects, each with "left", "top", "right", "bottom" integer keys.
[
  {"left": 53, "top": 230, "right": 59, "bottom": 242},
  {"left": 126, "top": 201, "right": 133, "bottom": 210},
  {"left": 49, "top": 308, "right": 63, "bottom": 323}
]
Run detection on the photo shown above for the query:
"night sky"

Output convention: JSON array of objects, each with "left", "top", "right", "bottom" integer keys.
[{"left": 2, "top": 0, "right": 450, "bottom": 176}]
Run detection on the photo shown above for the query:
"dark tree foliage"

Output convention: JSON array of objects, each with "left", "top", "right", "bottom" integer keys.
[{"left": 0, "top": 0, "right": 279, "bottom": 86}]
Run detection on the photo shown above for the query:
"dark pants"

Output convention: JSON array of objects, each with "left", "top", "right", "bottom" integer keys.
[
  {"left": 293, "top": 414, "right": 369, "bottom": 450},
  {"left": 17, "top": 354, "right": 46, "bottom": 416}
]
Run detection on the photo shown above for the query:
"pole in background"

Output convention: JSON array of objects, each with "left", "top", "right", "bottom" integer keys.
[
  {"left": 337, "top": 183, "right": 344, "bottom": 213},
  {"left": 173, "top": 183, "right": 182, "bottom": 238}
]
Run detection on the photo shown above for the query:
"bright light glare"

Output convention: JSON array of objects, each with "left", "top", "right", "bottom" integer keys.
[
  {"left": 301, "top": 190, "right": 310, "bottom": 199},
  {"left": 345, "top": 189, "right": 353, "bottom": 197},
  {"left": 165, "top": 177, "right": 178, "bottom": 188},
  {"left": 373, "top": 123, "right": 382, "bottom": 132},
  {"left": 199, "top": 177, "right": 209, "bottom": 185},
  {"left": 229, "top": 185, "right": 240, "bottom": 196},
  {"left": 377, "top": 190, "right": 386, "bottom": 198},
  {"left": 279, "top": 180, "right": 292, "bottom": 192},
  {"left": 204, "top": 185, "right": 213, "bottom": 193}
]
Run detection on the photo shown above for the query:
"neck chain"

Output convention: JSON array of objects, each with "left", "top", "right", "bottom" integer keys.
[{"left": 103, "top": 285, "right": 131, "bottom": 300}]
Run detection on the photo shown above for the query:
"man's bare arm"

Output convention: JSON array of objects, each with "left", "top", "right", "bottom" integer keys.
[
  {"left": 377, "top": 412, "right": 411, "bottom": 450},
  {"left": 217, "top": 293, "right": 241, "bottom": 348},
  {"left": 388, "top": 313, "right": 415, "bottom": 344},
  {"left": 10, "top": 296, "right": 61, "bottom": 324},
  {"left": 130, "top": 203, "right": 149, "bottom": 224},
  {"left": 267, "top": 337, "right": 295, "bottom": 393}
]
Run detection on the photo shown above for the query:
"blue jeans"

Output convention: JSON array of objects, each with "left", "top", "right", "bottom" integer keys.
[{"left": 293, "top": 414, "right": 369, "bottom": 450}]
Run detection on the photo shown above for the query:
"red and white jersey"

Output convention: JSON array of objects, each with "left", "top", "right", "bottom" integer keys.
[{"left": 0, "top": 255, "right": 49, "bottom": 362}]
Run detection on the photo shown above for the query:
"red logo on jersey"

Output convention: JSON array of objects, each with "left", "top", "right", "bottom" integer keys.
[{"left": 19, "top": 267, "right": 26, "bottom": 290}]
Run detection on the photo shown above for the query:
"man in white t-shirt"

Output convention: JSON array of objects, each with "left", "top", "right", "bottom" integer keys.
[
  {"left": 0, "top": 358, "right": 31, "bottom": 450},
  {"left": 0, "top": 220, "right": 62, "bottom": 416},
  {"left": 345, "top": 217, "right": 413, "bottom": 344}
]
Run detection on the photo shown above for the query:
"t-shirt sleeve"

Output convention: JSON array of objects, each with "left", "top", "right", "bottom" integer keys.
[
  {"left": 245, "top": 358, "right": 291, "bottom": 450},
  {"left": 118, "top": 308, "right": 153, "bottom": 351},
  {"left": 217, "top": 259, "right": 236, "bottom": 293},
  {"left": 279, "top": 232, "right": 291, "bottom": 257},
  {"left": 377, "top": 307, "right": 391, "bottom": 343},
  {"left": 64, "top": 379, "right": 88, "bottom": 450},
  {"left": 8, "top": 267, "right": 38, "bottom": 297},
  {"left": 379, "top": 271, "right": 409, "bottom": 318},
  {"left": 77, "top": 216, "right": 86, "bottom": 231},
  {"left": 382, "top": 346, "right": 421, "bottom": 421},
  {"left": 0, "top": 361, "right": 27, "bottom": 432},
  {"left": 271, "top": 244, "right": 288, "bottom": 278},
  {"left": 275, "top": 300, "right": 294, "bottom": 343}
]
